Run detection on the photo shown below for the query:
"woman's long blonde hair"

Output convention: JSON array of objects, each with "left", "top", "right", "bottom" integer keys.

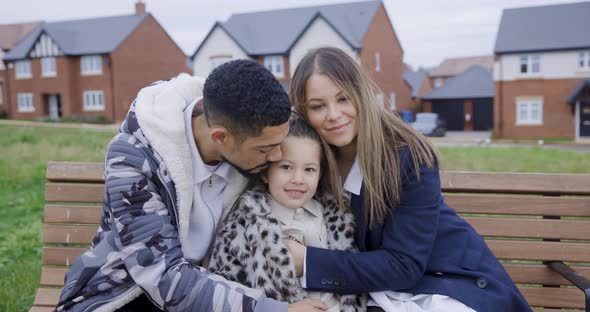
[{"left": 290, "top": 47, "right": 439, "bottom": 227}]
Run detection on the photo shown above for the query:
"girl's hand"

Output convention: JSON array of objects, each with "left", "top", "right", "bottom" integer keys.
[{"left": 285, "top": 239, "right": 305, "bottom": 276}]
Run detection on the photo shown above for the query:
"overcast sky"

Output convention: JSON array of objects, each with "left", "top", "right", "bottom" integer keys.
[{"left": 1, "top": 0, "right": 582, "bottom": 68}]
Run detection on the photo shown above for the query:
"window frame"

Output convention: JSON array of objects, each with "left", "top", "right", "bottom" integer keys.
[
  {"left": 80, "top": 55, "right": 102, "bottom": 75},
  {"left": 264, "top": 55, "right": 284, "bottom": 78},
  {"left": 516, "top": 97, "right": 543, "bottom": 125},
  {"left": 519, "top": 55, "right": 541, "bottom": 75},
  {"left": 15, "top": 60, "right": 32, "bottom": 79},
  {"left": 41, "top": 57, "right": 57, "bottom": 77},
  {"left": 83, "top": 90, "right": 105, "bottom": 111},
  {"left": 17, "top": 93, "right": 34, "bottom": 112}
]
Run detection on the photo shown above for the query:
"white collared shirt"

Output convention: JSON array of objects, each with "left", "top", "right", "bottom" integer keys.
[{"left": 182, "top": 98, "right": 236, "bottom": 262}]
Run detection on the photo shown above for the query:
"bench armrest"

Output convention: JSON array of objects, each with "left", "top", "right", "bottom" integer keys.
[{"left": 547, "top": 261, "right": 590, "bottom": 312}]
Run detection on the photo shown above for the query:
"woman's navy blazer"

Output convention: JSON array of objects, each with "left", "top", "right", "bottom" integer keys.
[{"left": 305, "top": 150, "right": 532, "bottom": 312}]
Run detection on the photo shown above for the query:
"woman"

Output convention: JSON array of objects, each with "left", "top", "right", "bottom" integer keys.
[{"left": 286, "top": 47, "right": 531, "bottom": 312}]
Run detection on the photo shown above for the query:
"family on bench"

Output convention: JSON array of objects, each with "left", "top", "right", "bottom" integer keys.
[{"left": 52, "top": 47, "right": 551, "bottom": 312}]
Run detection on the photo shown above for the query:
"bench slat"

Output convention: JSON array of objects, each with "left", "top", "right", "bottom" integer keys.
[
  {"left": 441, "top": 171, "right": 590, "bottom": 195},
  {"left": 504, "top": 263, "right": 590, "bottom": 286},
  {"left": 33, "top": 287, "right": 61, "bottom": 307},
  {"left": 46, "top": 161, "right": 104, "bottom": 182},
  {"left": 45, "top": 183, "right": 103, "bottom": 203},
  {"left": 465, "top": 217, "right": 590, "bottom": 240},
  {"left": 44, "top": 204, "right": 102, "bottom": 224},
  {"left": 447, "top": 194, "right": 590, "bottom": 217},
  {"left": 488, "top": 240, "right": 590, "bottom": 262},
  {"left": 40, "top": 267, "right": 68, "bottom": 286},
  {"left": 42, "top": 247, "right": 87, "bottom": 266},
  {"left": 43, "top": 225, "right": 98, "bottom": 244},
  {"left": 519, "top": 286, "right": 585, "bottom": 309}
]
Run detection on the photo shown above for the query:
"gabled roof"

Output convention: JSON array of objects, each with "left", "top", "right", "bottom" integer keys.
[
  {"left": 4, "top": 14, "right": 147, "bottom": 61},
  {"left": 495, "top": 2, "right": 590, "bottom": 54},
  {"left": 0, "top": 22, "right": 42, "bottom": 51},
  {"left": 423, "top": 65, "right": 493, "bottom": 100},
  {"left": 430, "top": 55, "right": 493, "bottom": 78},
  {"left": 191, "top": 0, "right": 380, "bottom": 59},
  {"left": 403, "top": 70, "right": 428, "bottom": 98}
]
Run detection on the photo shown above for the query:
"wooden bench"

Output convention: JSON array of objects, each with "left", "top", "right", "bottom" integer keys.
[{"left": 32, "top": 161, "right": 590, "bottom": 312}]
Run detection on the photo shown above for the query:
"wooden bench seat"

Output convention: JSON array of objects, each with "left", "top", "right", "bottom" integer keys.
[{"left": 32, "top": 161, "right": 590, "bottom": 311}]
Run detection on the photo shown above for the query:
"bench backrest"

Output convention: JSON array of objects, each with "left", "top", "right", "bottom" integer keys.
[{"left": 34, "top": 162, "right": 590, "bottom": 311}]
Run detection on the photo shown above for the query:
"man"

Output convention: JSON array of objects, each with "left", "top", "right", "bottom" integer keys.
[{"left": 55, "top": 60, "right": 326, "bottom": 312}]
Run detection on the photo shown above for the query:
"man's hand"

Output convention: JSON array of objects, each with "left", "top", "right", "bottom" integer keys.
[
  {"left": 288, "top": 298, "right": 328, "bottom": 311},
  {"left": 285, "top": 239, "right": 305, "bottom": 276}
]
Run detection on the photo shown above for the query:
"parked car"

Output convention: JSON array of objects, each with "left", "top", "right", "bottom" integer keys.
[{"left": 410, "top": 113, "right": 447, "bottom": 137}]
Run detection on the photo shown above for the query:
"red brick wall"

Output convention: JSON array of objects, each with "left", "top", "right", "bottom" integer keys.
[
  {"left": 360, "top": 3, "right": 412, "bottom": 111},
  {"left": 0, "top": 69, "right": 7, "bottom": 115},
  {"left": 6, "top": 56, "right": 113, "bottom": 120},
  {"left": 494, "top": 79, "right": 581, "bottom": 139},
  {"left": 111, "top": 14, "right": 189, "bottom": 122}
]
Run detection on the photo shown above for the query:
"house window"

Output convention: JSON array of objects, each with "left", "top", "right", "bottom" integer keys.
[
  {"left": 375, "top": 52, "right": 381, "bottom": 72},
  {"left": 520, "top": 55, "right": 540, "bottom": 74},
  {"left": 81, "top": 55, "right": 102, "bottom": 75},
  {"left": 516, "top": 97, "right": 543, "bottom": 125},
  {"left": 264, "top": 55, "right": 284, "bottom": 78},
  {"left": 83, "top": 90, "right": 105, "bottom": 111},
  {"left": 209, "top": 56, "right": 232, "bottom": 71},
  {"left": 0, "top": 82, "right": 3, "bottom": 105},
  {"left": 17, "top": 93, "right": 34, "bottom": 112},
  {"left": 580, "top": 51, "right": 590, "bottom": 68},
  {"left": 15, "top": 60, "right": 32, "bottom": 79},
  {"left": 434, "top": 78, "right": 443, "bottom": 88},
  {"left": 41, "top": 57, "right": 57, "bottom": 77},
  {"left": 376, "top": 93, "right": 384, "bottom": 106},
  {"left": 389, "top": 92, "right": 396, "bottom": 111}
]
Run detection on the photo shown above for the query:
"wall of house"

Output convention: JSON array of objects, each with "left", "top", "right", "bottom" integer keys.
[
  {"left": 360, "top": 3, "right": 412, "bottom": 111},
  {"left": 6, "top": 56, "right": 114, "bottom": 120},
  {"left": 494, "top": 51, "right": 590, "bottom": 81},
  {"left": 111, "top": 14, "right": 189, "bottom": 122},
  {"left": 192, "top": 26, "right": 250, "bottom": 78},
  {"left": 494, "top": 78, "right": 581, "bottom": 138},
  {"left": 289, "top": 17, "right": 358, "bottom": 78}
]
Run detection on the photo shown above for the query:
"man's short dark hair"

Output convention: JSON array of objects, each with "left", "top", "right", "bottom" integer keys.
[{"left": 202, "top": 59, "right": 291, "bottom": 142}]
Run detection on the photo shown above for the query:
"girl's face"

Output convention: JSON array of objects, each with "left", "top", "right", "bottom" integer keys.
[
  {"left": 266, "top": 136, "right": 321, "bottom": 209},
  {"left": 304, "top": 73, "right": 359, "bottom": 149}
]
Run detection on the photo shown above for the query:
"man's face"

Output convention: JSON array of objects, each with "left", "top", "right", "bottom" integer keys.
[{"left": 221, "top": 122, "right": 290, "bottom": 175}]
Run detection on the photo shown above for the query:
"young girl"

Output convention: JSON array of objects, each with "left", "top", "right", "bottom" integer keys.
[
  {"left": 207, "top": 116, "right": 366, "bottom": 312},
  {"left": 287, "top": 47, "right": 532, "bottom": 312}
]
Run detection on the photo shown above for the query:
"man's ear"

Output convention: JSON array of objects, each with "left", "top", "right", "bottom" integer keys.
[{"left": 210, "top": 126, "right": 231, "bottom": 146}]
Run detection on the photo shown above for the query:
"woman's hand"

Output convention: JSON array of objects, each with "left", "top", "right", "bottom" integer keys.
[
  {"left": 285, "top": 239, "right": 305, "bottom": 276},
  {"left": 288, "top": 298, "right": 328, "bottom": 311}
]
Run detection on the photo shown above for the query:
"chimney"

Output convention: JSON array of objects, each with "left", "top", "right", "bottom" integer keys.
[{"left": 135, "top": 1, "right": 146, "bottom": 15}]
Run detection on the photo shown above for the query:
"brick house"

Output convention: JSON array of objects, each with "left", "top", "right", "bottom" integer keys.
[
  {"left": 0, "top": 21, "right": 41, "bottom": 116},
  {"left": 494, "top": 2, "right": 590, "bottom": 141},
  {"left": 2, "top": 2, "right": 188, "bottom": 123},
  {"left": 190, "top": 0, "right": 412, "bottom": 111}
]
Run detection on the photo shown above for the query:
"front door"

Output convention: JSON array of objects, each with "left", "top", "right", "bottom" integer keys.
[
  {"left": 581, "top": 101, "right": 590, "bottom": 137},
  {"left": 48, "top": 94, "right": 61, "bottom": 120}
]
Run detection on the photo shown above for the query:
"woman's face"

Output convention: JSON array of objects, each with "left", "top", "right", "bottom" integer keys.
[{"left": 304, "top": 74, "right": 359, "bottom": 149}]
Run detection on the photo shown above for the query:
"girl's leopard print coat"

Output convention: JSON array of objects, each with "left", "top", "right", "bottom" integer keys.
[{"left": 207, "top": 190, "right": 366, "bottom": 311}]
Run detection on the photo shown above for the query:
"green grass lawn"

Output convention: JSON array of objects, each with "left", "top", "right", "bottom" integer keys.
[{"left": 1, "top": 124, "right": 589, "bottom": 311}]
